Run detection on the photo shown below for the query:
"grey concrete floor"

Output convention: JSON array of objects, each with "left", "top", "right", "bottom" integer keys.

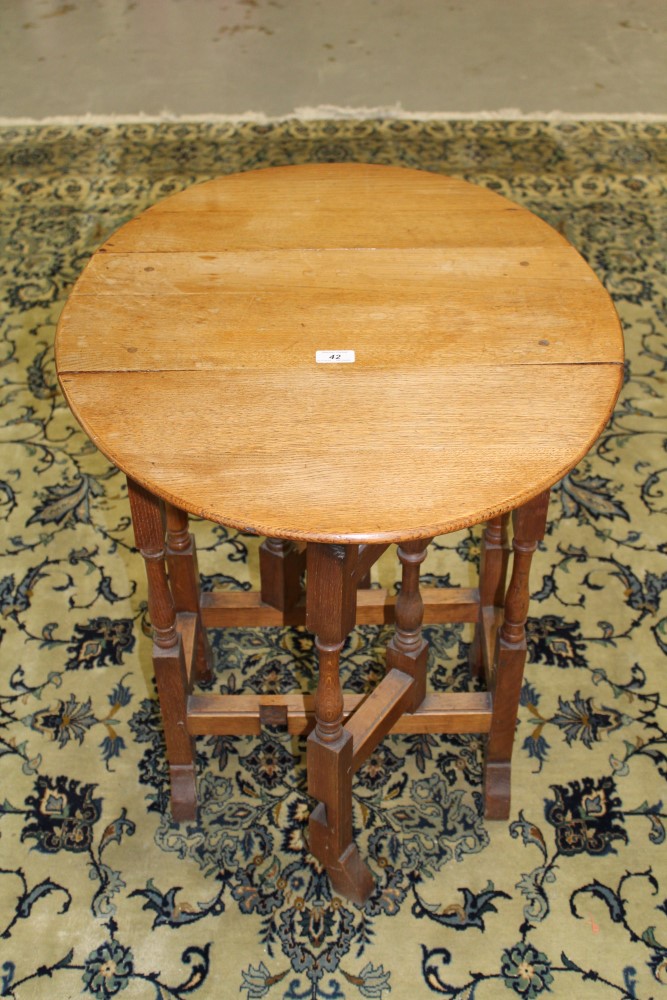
[{"left": 0, "top": 0, "right": 665, "bottom": 120}]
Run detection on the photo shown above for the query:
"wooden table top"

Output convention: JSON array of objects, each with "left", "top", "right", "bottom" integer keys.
[{"left": 56, "top": 163, "right": 623, "bottom": 543}]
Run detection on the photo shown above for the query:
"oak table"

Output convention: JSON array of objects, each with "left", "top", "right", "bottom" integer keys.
[{"left": 55, "top": 163, "right": 624, "bottom": 905}]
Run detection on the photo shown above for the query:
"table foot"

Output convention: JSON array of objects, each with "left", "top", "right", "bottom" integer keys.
[
  {"left": 309, "top": 804, "right": 374, "bottom": 905},
  {"left": 483, "top": 761, "right": 511, "bottom": 819},
  {"left": 169, "top": 764, "right": 198, "bottom": 822}
]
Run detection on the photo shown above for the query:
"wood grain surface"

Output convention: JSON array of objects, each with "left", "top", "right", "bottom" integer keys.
[{"left": 55, "top": 163, "right": 624, "bottom": 542}]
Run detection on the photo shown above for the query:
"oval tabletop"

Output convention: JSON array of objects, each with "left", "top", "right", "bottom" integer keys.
[{"left": 55, "top": 163, "right": 624, "bottom": 543}]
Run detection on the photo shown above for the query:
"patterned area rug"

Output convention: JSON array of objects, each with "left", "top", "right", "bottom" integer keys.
[{"left": 0, "top": 121, "right": 666, "bottom": 1000}]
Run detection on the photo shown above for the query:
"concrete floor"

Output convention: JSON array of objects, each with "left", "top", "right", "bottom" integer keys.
[{"left": 0, "top": 0, "right": 666, "bottom": 121}]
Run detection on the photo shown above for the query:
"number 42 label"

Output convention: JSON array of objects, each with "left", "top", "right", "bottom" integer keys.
[{"left": 316, "top": 350, "right": 356, "bottom": 364}]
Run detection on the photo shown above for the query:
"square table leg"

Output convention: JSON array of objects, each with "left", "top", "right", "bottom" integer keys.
[
  {"left": 165, "top": 502, "right": 213, "bottom": 685},
  {"left": 306, "top": 543, "right": 375, "bottom": 905},
  {"left": 484, "top": 490, "right": 550, "bottom": 819},
  {"left": 259, "top": 538, "right": 305, "bottom": 611},
  {"left": 127, "top": 478, "right": 197, "bottom": 822},
  {"left": 469, "top": 513, "right": 511, "bottom": 679}
]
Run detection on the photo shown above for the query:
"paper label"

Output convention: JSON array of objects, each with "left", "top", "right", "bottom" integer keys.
[{"left": 316, "top": 350, "right": 356, "bottom": 364}]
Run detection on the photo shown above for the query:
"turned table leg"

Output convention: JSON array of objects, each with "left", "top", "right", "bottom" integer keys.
[
  {"left": 386, "top": 538, "right": 432, "bottom": 711},
  {"left": 165, "top": 503, "right": 213, "bottom": 685},
  {"left": 484, "top": 491, "right": 549, "bottom": 819},
  {"left": 306, "top": 543, "right": 375, "bottom": 905},
  {"left": 469, "top": 514, "right": 511, "bottom": 679},
  {"left": 128, "top": 479, "right": 197, "bottom": 822}
]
